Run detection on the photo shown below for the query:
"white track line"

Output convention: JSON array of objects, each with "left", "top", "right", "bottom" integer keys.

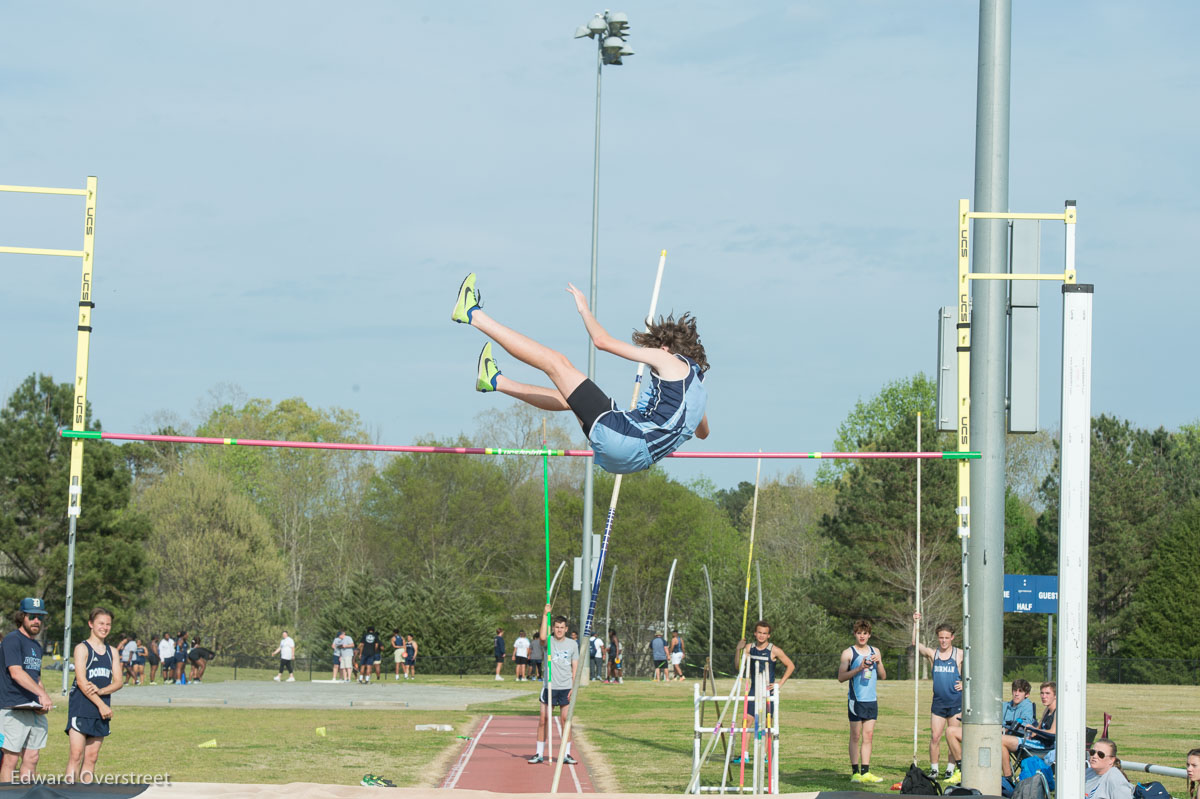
[
  {"left": 553, "top": 717, "right": 583, "bottom": 793},
  {"left": 442, "top": 714, "right": 493, "bottom": 789}
]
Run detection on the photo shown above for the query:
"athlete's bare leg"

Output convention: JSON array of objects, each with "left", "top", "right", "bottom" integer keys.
[
  {"left": 468, "top": 310, "right": 587, "bottom": 402},
  {"left": 495, "top": 375, "right": 571, "bottom": 412}
]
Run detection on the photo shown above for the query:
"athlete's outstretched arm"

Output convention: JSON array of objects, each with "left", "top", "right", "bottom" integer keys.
[{"left": 566, "top": 284, "right": 686, "bottom": 378}]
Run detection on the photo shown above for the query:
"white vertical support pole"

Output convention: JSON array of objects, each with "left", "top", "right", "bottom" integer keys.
[{"left": 1056, "top": 201, "right": 1089, "bottom": 799}]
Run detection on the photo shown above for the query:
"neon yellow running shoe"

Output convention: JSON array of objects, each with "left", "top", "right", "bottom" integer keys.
[
  {"left": 859, "top": 771, "right": 883, "bottom": 784},
  {"left": 451, "top": 273, "right": 481, "bottom": 323},
  {"left": 476, "top": 342, "right": 501, "bottom": 392},
  {"left": 850, "top": 773, "right": 863, "bottom": 783}
]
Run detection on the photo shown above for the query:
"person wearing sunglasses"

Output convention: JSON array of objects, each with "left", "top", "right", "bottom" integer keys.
[{"left": 1085, "top": 738, "right": 1132, "bottom": 799}]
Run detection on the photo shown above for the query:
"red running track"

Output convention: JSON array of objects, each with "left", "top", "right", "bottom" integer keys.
[{"left": 441, "top": 715, "right": 596, "bottom": 793}]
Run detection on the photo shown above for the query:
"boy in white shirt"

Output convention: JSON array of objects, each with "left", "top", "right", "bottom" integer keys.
[
  {"left": 512, "top": 631, "right": 531, "bottom": 682},
  {"left": 272, "top": 631, "right": 296, "bottom": 682}
]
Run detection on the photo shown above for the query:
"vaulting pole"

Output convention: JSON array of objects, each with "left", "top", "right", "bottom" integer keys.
[
  {"left": 663, "top": 557, "right": 679, "bottom": 648},
  {"left": 738, "top": 459, "right": 763, "bottom": 791},
  {"left": 552, "top": 251, "right": 667, "bottom": 793},
  {"left": 914, "top": 411, "right": 923, "bottom": 764}
]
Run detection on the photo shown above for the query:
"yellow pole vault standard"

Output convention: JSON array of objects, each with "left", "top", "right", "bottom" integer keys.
[
  {"left": 955, "top": 199, "right": 1077, "bottom": 541},
  {"left": 0, "top": 177, "right": 98, "bottom": 695},
  {"left": 69, "top": 177, "right": 98, "bottom": 520},
  {"left": 956, "top": 200, "right": 972, "bottom": 544},
  {"left": 955, "top": 198, "right": 1077, "bottom": 730}
]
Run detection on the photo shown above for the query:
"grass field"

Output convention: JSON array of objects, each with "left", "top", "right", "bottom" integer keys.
[{"left": 23, "top": 672, "right": 1200, "bottom": 792}]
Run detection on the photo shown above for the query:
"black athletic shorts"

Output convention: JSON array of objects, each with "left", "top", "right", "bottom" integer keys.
[
  {"left": 566, "top": 379, "right": 615, "bottom": 433},
  {"left": 540, "top": 687, "right": 571, "bottom": 707}
]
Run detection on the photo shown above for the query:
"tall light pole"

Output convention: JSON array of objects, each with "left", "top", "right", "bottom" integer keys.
[{"left": 573, "top": 11, "right": 633, "bottom": 685}]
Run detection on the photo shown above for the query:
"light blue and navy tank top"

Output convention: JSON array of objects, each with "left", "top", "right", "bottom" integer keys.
[
  {"left": 847, "top": 646, "right": 878, "bottom": 702},
  {"left": 932, "top": 647, "right": 962, "bottom": 701},
  {"left": 405, "top": 641, "right": 415, "bottom": 659},
  {"left": 69, "top": 641, "right": 113, "bottom": 719},
  {"left": 589, "top": 354, "right": 707, "bottom": 474}
]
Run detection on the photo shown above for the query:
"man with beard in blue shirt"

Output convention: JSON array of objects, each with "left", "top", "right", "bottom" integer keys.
[{"left": 0, "top": 598, "right": 54, "bottom": 784}]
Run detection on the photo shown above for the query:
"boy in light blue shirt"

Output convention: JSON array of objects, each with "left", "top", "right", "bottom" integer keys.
[{"left": 1002, "top": 678, "right": 1035, "bottom": 726}]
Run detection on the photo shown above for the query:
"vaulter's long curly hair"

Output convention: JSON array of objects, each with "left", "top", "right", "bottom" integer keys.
[{"left": 632, "top": 312, "right": 709, "bottom": 373}]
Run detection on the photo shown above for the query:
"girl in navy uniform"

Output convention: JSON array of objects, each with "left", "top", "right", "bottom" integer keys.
[{"left": 66, "top": 607, "right": 123, "bottom": 783}]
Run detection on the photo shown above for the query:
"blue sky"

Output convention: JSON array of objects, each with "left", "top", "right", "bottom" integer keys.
[{"left": 2, "top": 2, "right": 1196, "bottom": 492}]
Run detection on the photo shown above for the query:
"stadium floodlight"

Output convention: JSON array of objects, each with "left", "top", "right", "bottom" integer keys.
[{"left": 573, "top": 9, "right": 633, "bottom": 687}]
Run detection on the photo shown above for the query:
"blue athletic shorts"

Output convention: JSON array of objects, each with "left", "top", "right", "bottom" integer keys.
[
  {"left": 932, "top": 700, "right": 962, "bottom": 719},
  {"left": 848, "top": 699, "right": 878, "bottom": 723}
]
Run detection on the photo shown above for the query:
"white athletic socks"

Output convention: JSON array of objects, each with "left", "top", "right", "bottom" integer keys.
[{"left": 536, "top": 742, "right": 545, "bottom": 756}]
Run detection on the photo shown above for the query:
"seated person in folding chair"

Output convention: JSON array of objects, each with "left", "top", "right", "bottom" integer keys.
[
  {"left": 1001, "top": 681, "right": 1056, "bottom": 778},
  {"left": 1001, "top": 678, "right": 1035, "bottom": 728}
]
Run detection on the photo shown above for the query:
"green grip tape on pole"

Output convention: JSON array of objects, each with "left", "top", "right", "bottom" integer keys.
[{"left": 62, "top": 430, "right": 102, "bottom": 440}]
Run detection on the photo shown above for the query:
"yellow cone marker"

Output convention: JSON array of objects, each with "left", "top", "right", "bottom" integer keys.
[{"left": 198, "top": 739, "right": 217, "bottom": 748}]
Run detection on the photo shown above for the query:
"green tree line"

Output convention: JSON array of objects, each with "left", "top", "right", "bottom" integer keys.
[{"left": 2, "top": 372, "right": 1197, "bottom": 678}]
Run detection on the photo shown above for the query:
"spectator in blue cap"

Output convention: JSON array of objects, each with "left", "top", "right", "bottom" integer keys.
[{"left": 0, "top": 598, "right": 53, "bottom": 784}]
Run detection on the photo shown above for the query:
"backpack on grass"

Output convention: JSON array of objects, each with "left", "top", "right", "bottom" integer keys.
[
  {"left": 1019, "top": 755, "right": 1055, "bottom": 791},
  {"left": 901, "top": 763, "right": 942, "bottom": 795},
  {"left": 1011, "top": 771, "right": 1049, "bottom": 799},
  {"left": 1134, "top": 782, "right": 1172, "bottom": 799}
]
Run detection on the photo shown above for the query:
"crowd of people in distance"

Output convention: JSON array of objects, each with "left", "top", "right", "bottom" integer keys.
[
  {"left": 492, "top": 626, "right": 628, "bottom": 684},
  {"left": 323, "top": 628, "right": 419, "bottom": 684},
  {"left": 112, "top": 630, "right": 215, "bottom": 686}
]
